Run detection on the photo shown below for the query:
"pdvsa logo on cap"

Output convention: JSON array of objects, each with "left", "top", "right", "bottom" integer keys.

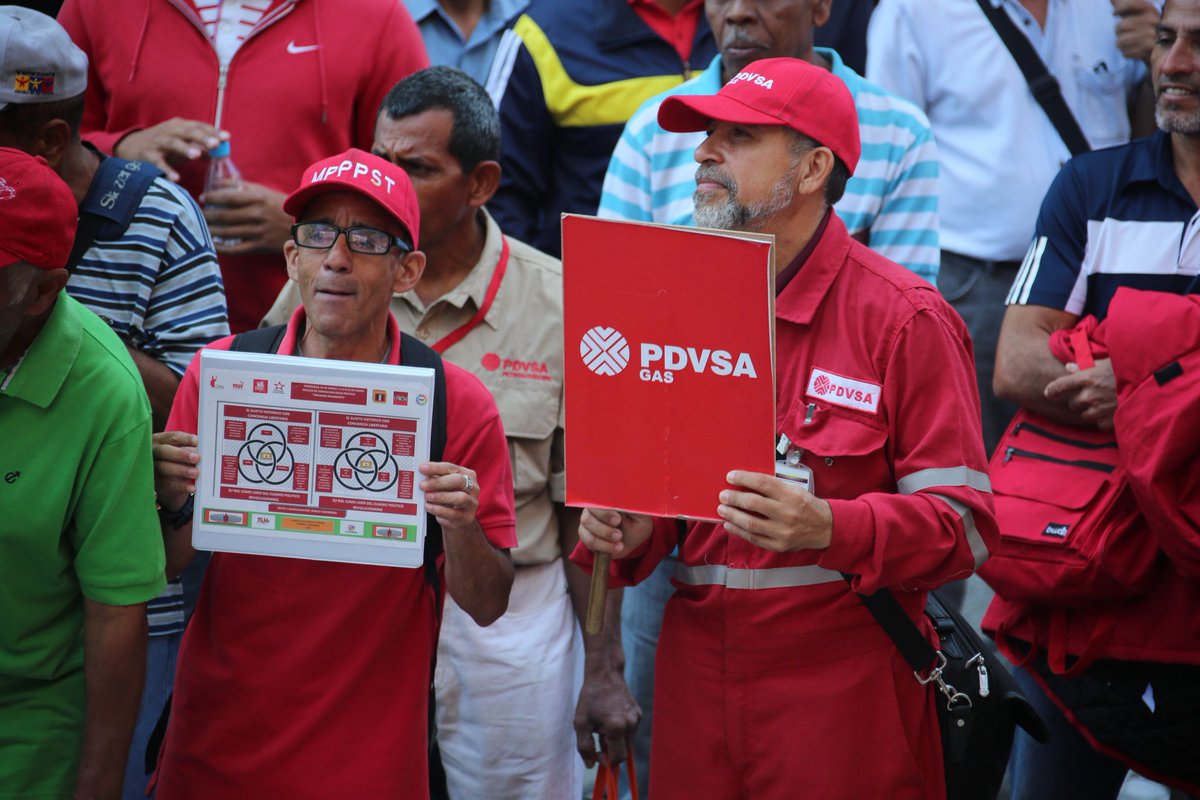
[
  {"left": 309, "top": 159, "right": 396, "bottom": 194},
  {"left": 580, "top": 327, "right": 629, "bottom": 376},
  {"left": 0, "top": 177, "right": 14, "bottom": 201},
  {"left": 729, "top": 71, "right": 774, "bottom": 90}
]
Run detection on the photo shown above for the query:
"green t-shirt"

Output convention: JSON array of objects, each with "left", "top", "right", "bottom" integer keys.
[{"left": 0, "top": 293, "right": 165, "bottom": 798}]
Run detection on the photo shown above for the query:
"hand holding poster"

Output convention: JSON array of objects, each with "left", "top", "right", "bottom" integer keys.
[
  {"left": 194, "top": 350, "right": 435, "bottom": 567},
  {"left": 562, "top": 215, "right": 776, "bottom": 520}
]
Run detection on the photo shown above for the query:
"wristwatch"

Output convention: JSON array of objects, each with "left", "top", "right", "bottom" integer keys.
[{"left": 157, "top": 493, "right": 195, "bottom": 530}]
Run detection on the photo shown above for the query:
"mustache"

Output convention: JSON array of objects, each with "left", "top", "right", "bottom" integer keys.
[
  {"left": 721, "top": 27, "right": 763, "bottom": 50},
  {"left": 695, "top": 165, "right": 735, "bottom": 191}
]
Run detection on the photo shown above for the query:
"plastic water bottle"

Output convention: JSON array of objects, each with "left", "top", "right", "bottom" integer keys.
[{"left": 204, "top": 140, "right": 243, "bottom": 247}]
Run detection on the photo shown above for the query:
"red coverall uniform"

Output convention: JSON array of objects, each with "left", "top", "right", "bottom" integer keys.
[
  {"left": 58, "top": 0, "right": 428, "bottom": 332},
  {"left": 575, "top": 214, "right": 997, "bottom": 800},
  {"left": 154, "top": 309, "right": 517, "bottom": 799}
]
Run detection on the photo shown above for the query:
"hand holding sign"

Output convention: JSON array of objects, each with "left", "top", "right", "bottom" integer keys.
[{"left": 579, "top": 508, "right": 654, "bottom": 557}]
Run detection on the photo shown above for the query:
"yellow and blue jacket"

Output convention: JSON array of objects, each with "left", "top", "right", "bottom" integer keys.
[{"left": 486, "top": 0, "right": 716, "bottom": 257}]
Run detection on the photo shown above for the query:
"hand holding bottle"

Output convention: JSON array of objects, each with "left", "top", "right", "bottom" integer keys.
[{"left": 115, "top": 117, "right": 227, "bottom": 182}]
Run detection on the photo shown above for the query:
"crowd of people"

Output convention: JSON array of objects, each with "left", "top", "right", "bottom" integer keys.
[{"left": 1, "top": 1, "right": 1198, "bottom": 799}]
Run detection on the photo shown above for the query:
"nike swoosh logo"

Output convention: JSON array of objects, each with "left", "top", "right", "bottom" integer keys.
[{"left": 287, "top": 41, "right": 320, "bottom": 54}]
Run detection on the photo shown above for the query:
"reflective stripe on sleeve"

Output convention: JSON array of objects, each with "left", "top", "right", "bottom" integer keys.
[
  {"left": 896, "top": 466, "right": 992, "bottom": 495},
  {"left": 927, "top": 493, "right": 989, "bottom": 568},
  {"left": 674, "top": 562, "right": 845, "bottom": 590}
]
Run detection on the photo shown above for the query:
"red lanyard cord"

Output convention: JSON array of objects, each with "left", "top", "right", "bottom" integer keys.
[{"left": 431, "top": 238, "right": 510, "bottom": 354}]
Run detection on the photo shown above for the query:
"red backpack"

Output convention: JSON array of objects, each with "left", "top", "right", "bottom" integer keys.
[{"left": 978, "top": 326, "right": 1160, "bottom": 606}]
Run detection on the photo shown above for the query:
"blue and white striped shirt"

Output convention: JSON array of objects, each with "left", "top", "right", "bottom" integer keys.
[
  {"left": 598, "top": 50, "right": 941, "bottom": 282},
  {"left": 66, "top": 167, "right": 228, "bottom": 637},
  {"left": 66, "top": 173, "right": 229, "bottom": 377}
]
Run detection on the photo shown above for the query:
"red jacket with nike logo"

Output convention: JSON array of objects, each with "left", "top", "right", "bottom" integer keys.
[{"left": 58, "top": 0, "right": 429, "bottom": 332}]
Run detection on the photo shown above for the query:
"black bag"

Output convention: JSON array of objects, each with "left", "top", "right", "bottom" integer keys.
[
  {"left": 851, "top": 584, "right": 1049, "bottom": 800},
  {"left": 1033, "top": 656, "right": 1200, "bottom": 795}
]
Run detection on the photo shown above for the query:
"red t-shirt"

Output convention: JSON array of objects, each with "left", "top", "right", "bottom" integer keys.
[
  {"left": 155, "top": 310, "right": 516, "bottom": 799},
  {"left": 627, "top": 0, "right": 705, "bottom": 64}
]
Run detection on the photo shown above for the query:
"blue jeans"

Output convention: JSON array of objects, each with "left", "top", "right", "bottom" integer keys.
[
  {"left": 619, "top": 552, "right": 675, "bottom": 800},
  {"left": 1007, "top": 660, "right": 1129, "bottom": 800},
  {"left": 122, "top": 553, "right": 209, "bottom": 800}
]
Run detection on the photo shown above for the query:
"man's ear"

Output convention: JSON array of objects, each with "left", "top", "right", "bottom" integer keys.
[
  {"left": 26, "top": 268, "right": 69, "bottom": 316},
  {"left": 33, "top": 119, "right": 72, "bottom": 170},
  {"left": 284, "top": 240, "right": 300, "bottom": 283},
  {"left": 465, "top": 160, "right": 501, "bottom": 208},
  {"left": 812, "top": 0, "right": 833, "bottom": 29},
  {"left": 795, "top": 147, "right": 835, "bottom": 199},
  {"left": 393, "top": 249, "right": 426, "bottom": 294}
]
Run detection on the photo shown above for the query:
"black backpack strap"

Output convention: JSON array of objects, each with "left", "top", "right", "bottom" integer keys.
[
  {"left": 397, "top": 331, "right": 451, "bottom": 799},
  {"left": 68, "top": 153, "right": 165, "bottom": 273},
  {"left": 228, "top": 324, "right": 287, "bottom": 354},
  {"left": 398, "top": 331, "right": 448, "bottom": 585},
  {"left": 975, "top": 0, "right": 1091, "bottom": 157}
]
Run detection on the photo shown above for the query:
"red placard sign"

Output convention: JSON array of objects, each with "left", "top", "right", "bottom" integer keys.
[{"left": 562, "top": 215, "right": 776, "bottom": 520}]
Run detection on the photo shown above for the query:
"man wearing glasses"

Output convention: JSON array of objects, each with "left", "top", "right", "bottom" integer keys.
[{"left": 150, "top": 148, "right": 517, "bottom": 798}]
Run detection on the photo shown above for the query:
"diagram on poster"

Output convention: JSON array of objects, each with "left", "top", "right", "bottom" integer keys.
[{"left": 195, "top": 349, "right": 435, "bottom": 568}]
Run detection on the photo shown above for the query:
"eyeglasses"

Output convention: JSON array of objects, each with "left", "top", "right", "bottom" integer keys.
[{"left": 291, "top": 222, "right": 412, "bottom": 255}]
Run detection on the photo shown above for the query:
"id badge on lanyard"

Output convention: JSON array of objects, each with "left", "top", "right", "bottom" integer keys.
[{"left": 775, "top": 432, "right": 814, "bottom": 494}]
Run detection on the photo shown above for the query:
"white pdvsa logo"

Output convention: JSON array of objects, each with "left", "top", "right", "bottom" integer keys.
[
  {"left": 580, "top": 326, "right": 630, "bottom": 376},
  {"left": 580, "top": 326, "right": 758, "bottom": 383},
  {"left": 730, "top": 71, "right": 774, "bottom": 90}
]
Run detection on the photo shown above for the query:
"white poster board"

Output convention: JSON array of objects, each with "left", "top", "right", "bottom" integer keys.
[{"left": 194, "top": 349, "right": 435, "bottom": 568}]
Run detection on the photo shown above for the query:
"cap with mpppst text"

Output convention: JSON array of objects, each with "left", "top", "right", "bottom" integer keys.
[
  {"left": 0, "top": 147, "right": 78, "bottom": 271},
  {"left": 0, "top": 5, "right": 88, "bottom": 111},
  {"left": 658, "top": 57, "right": 860, "bottom": 175},
  {"left": 284, "top": 149, "right": 421, "bottom": 249}
]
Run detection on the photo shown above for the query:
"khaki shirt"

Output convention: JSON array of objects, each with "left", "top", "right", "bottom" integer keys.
[{"left": 262, "top": 211, "right": 565, "bottom": 565}]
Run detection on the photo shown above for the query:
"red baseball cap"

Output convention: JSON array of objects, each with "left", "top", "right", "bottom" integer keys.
[
  {"left": 0, "top": 147, "right": 77, "bottom": 271},
  {"left": 284, "top": 148, "right": 421, "bottom": 249},
  {"left": 658, "top": 57, "right": 860, "bottom": 175}
]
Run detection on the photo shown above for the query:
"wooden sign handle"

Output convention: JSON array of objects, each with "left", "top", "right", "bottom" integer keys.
[{"left": 585, "top": 552, "right": 612, "bottom": 635}]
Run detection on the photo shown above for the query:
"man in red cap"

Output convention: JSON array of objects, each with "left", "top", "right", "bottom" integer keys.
[
  {"left": 576, "top": 58, "right": 997, "bottom": 799},
  {"left": 150, "top": 148, "right": 517, "bottom": 798},
  {"left": 0, "top": 148, "right": 166, "bottom": 799}
]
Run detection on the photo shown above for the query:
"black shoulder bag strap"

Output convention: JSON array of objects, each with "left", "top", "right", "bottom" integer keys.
[
  {"left": 975, "top": 0, "right": 1092, "bottom": 157},
  {"left": 844, "top": 576, "right": 939, "bottom": 672},
  {"left": 68, "top": 154, "right": 164, "bottom": 273}
]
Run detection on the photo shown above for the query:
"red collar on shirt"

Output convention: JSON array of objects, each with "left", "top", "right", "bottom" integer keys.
[
  {"left": 278, "top": 306, "right": 403, "bottom": 364},
  {"left": 626, "top": 0, "right": 705, "bottom": 64},
  {"left": 774, "top": 208, "right": 832, "bottom": 296},
  {"left": 775, "top": 211, "right": 855, "bottom": 326}
]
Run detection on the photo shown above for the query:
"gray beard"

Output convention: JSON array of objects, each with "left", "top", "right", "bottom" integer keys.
[
  {"left": 1156, "top": 103, "right": 1200, "bottom": 135},
  {"left": 693, "top": 172, "right": 797, "bottom": 232}
]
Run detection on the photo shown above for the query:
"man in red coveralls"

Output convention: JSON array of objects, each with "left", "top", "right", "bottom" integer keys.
[
  {"left": 576, "top": 57, "right": 998, "bottom": 800},
  {"left": 150, "top": 149, "right": 516, "bottom": 798}
]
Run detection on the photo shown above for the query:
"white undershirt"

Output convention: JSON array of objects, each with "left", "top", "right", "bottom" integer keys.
[{"left": 192, "top": 0, "right": 271, "bottom": 66}]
